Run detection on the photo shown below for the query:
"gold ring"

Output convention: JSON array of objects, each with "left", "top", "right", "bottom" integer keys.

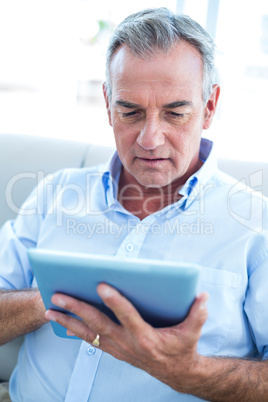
[{"left": 92, "top": 333, "right": 101, "bottom": 347}]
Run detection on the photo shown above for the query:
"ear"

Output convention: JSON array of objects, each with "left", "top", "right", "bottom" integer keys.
[
  {"left": 203, "top": 84, "right": 220, "bottom": 130},
  {"left": 102, "top": 82, "right": 112, "bottom": 127}
]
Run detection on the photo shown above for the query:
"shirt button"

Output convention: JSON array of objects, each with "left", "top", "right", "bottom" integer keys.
[
  {"left": 86, "top": 346, "right": 96, "bottom": 355},
  {"left": 125, "top": 243, "right": 134, "bottom": 252}
]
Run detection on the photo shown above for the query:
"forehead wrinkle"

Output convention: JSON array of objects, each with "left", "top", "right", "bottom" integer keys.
[
  {"left": 112, "top": 78, "right": 200, "bottom": 110},
  {"left": 112, "top": 77, "right": 199, "bottom": 104}
]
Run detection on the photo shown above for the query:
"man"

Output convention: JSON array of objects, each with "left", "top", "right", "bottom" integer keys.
[{"left": 0, "top": 7, "right": 268, "bottom": 401}]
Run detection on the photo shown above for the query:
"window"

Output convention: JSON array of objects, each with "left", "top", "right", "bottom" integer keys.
[
  {"left": 180, "top": 0, "right": 268, "bottom": 162},
  {"left": 0, "top": 0, "right": 267, "bottom": 162}
]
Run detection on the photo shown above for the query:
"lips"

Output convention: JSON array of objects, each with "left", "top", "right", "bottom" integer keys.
[
  {"left": 136, "top": 155, "right": 168, "bottom": 161},
  {"left": 136, "top": 157, "right": 169, "bottom": 166},
  {"left": 140, "top": 157, "right": 166, "bottom": 161}
]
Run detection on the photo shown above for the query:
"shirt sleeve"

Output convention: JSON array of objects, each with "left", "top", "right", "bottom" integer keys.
[
  {"left": 0, "top": 170, "right": 64, "bottom": 290},
  {"left": 244, "top": 247, "right": 268, "bottom": 359}
]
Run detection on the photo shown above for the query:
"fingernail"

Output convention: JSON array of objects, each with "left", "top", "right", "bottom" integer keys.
[
  {"left": 98, "top": 284, "right": 114, "bottom": 298},
  {"left": 200, "top": 293, "right": 209, "bottom": 310},
  {"left": 45, "top": 310, "right": 57, "bottom": 322},
  {"left": 53, "top": 295, "right": 66, "bottom": 308}
]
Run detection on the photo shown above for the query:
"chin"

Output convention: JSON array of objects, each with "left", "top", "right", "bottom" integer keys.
[{"left": 136, "top": 175, "right": 174, "bottom": 189}]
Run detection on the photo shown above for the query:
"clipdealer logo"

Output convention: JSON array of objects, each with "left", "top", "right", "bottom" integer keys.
[
  {"left": 4, "top": 169, "right": 266, "bottom": 234},
  {"left": 227, "top": 170, "right": 264, "bottom": 233},
  {"left": 4, "top": 171, "right": 118, "bottom": 224},
  {"left": 65, "top": 217, "right": 214, "bottom": 239}
]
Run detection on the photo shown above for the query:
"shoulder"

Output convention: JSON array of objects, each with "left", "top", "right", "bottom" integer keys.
[
  {"left": 211, "top": 168, "right": 267, "bottom": 201},
  {"left": 45, "top": 163, "right": 107, "bottom": 187},
  {"left": 210, "top": 168, "right": 268, "bottom": 232}
]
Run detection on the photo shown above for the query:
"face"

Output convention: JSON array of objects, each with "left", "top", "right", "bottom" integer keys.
[{"left": 103, "top": 41, "right": 219, "bottom": 190}]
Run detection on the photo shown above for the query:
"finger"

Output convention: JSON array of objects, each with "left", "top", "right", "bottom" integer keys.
[
  {"left": 50, "top": 293, "right": 116, "bottom": 332},
  {"left": 180, "top": 292, "right": 209, "bottom": 337},
  {"left": 97, "top": 283, "right": 149, "bottom": 334},
  {"left": 45, "top": 308, "right": 96, "bottom": 341}
]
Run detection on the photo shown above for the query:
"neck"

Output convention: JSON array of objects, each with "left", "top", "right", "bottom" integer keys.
[
  {"left": 118, "top": 178, "right": 182, "bottom": 220},
  {"left": 118, "top": 159, "right": 203, "bottom": 220}
]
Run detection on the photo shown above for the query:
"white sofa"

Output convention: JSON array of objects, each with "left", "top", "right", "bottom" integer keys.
[{"left": 0, "top": 133, "right": 267, "bottom": 382}]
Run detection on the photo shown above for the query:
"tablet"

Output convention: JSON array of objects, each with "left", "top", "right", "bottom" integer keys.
[{"left": 28, "top": 249, "right": 200, "bottom": 339}]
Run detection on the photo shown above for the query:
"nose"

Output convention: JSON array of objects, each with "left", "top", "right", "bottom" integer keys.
[{"left": 136, "top": 117, "right": 165, "bottom": 150}]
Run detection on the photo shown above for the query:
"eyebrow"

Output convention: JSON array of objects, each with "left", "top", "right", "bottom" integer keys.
[
  {"left": 115, "top": 100, "right": 193, "bottom": 109},
  {"left": 115, "top": 100, "right": 140, "bottom": 109},
  {"left": 163, "top": 101, "right": 193, "bottom": 108}
]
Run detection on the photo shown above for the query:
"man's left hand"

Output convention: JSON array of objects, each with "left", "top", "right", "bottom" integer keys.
[{"left": 45, "top": 283, "right": 208, "bottom": 393}]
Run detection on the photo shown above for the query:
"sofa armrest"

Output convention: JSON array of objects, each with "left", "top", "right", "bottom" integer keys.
[
  {"left": 218, "top": 158, "right": 268, "bottom": 197},
  {"left": 0, "top": 337, "right": 24, "bottom": 382},
  {"left": 0, "top": 134, "right": 89, "bottom": 227}
]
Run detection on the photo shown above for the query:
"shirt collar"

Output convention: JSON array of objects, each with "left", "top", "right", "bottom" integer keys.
[
  {"left": 102, "top": 138, "right": 217, "bottom": 209},
  {"left": 102, "top": 151, "right": 122, "bottom": 207},
  {"left": 179, "top": 138, "right": 217, "bottom": 210}
]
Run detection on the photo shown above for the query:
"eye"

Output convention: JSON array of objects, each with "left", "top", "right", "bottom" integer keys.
[
  {"left": 168, "top": 111, "right": 185, "bottom": 118},
  {"left": 122, "top": 111, "right": 138, "bottom": 118},
  {"left": 120, "top": 110, "right": 143, "bottom": 123},
  {"left": 164, "top": 110, "right": 188, "bottom": 125}
]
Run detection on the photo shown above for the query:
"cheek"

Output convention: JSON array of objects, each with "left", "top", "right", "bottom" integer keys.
[
  {"left": 112, "top": 119, "right": 137, "bottom": 147},
  {"left": 112, "top": 127, "right": 135, "bottom": 163},
  {"left": 168, "top": 122, "right": 202, "bottom": 157},
  {"left": 167, "top": 125, "right": 191, "bottom": 151}
]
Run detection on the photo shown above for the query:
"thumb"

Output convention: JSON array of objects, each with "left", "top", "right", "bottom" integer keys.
[{"left": 180, "top": 292, "right": 209, "bottom": 338}]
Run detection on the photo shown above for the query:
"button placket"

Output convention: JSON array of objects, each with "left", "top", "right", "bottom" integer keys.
[
  {"left": 116, "top": 218, "right": 155, "bottom": 258},
  {"left": 65, "top": 341, "right": 102, "bottom": 401}
]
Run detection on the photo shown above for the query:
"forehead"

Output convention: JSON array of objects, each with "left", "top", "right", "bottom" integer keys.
[{"left": 109, "top": 42, "right": 204, "bottom": 102}]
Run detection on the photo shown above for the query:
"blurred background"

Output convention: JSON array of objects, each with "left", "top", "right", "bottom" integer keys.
[{"left": 0, "top": 0, "right": 268, "bottom": 162}]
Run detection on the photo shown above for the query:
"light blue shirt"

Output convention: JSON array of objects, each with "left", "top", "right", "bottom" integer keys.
[{"left": 0, "top": 138, "right": 268, "bottom": 401}]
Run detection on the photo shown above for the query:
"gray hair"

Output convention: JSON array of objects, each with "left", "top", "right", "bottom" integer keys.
[{"left": 105, "top": 7, "right": 215, "bottom": 104}]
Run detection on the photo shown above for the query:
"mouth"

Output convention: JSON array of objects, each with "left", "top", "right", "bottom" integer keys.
[{"left": 136, "top": 157, "right": 169, "bottom": 166}]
